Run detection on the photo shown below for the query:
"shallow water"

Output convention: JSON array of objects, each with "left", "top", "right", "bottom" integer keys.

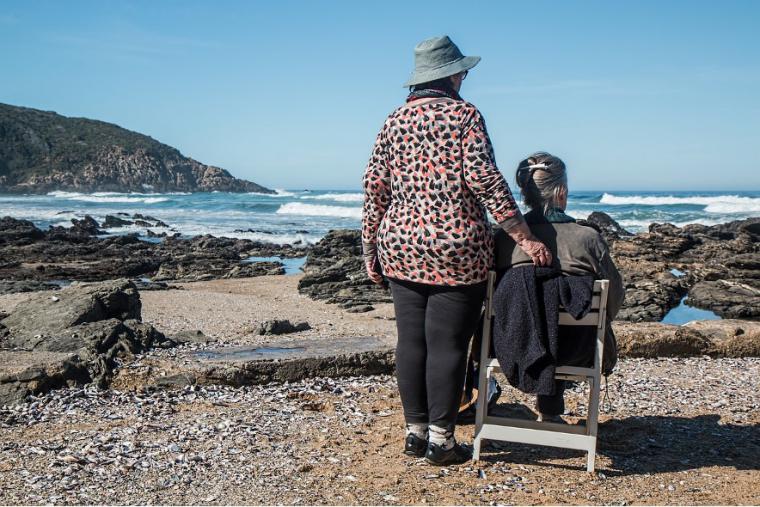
[
  {"left": 195, "top": 346, "right": 307, "bottom": 361},
  {"left": 661, "top": 297, "right": 722, "bottom": 325},
  {"left": 244, "top": 256, "right": 307, "bottom": 275}
]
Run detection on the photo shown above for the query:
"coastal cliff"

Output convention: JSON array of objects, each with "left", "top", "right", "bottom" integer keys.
[{"left": 0, "top": 103, "right": 273, "bottom": 194}]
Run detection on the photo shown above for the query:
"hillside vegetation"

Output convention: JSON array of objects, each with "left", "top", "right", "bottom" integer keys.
[{"left": 0, "top": 103, "right": 272, "bottom": 194}]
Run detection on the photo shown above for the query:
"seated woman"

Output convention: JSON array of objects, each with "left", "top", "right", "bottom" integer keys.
[{"left": 494, "top": 152, "right": 625, "bottom": 422}]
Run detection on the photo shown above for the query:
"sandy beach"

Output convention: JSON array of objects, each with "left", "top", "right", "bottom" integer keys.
[
  {"left": 1, "top": 274, "right": 759, "bottom": 505},
  {"left": 140, "top": 275, "right": 397, "bottom": 344}
]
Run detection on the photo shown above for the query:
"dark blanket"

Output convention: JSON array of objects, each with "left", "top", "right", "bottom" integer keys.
[{"left": 492, "top": 266, "right": 594, "bottom": 396}]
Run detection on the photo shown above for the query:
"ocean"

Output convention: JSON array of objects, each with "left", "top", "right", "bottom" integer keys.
[{"left": 1, "top": 189, "right": 759, "bottom": 244}]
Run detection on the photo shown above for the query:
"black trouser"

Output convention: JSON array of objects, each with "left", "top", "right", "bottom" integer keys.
[
  {"left": 537, "top": 327, "right": 597, "bottom": 416},
  {"left": 389, "top": 278, "right": 486, "bottom": 431}
]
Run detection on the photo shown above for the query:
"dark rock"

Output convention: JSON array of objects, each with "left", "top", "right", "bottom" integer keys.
[
  {"left": 146, "top": 230, "right": 167, "bottom": 238},
  {"left": 0, "top": 280, "right": 58, "bottom": 295},
  {"left": 0, "top": 217, "right": 45, "bottom": 245},
  {"left": 0, "top": 218, "right": 306, "bottom": 283},
  {"left": 688, "top": 280, "right": 760, "bottom": 319},
  {"left": 346, "top": 305, "right": 375, "bottom": 313},
  {"left": 153, "top": 260, "right": 284, "bottom": 282},
  {"left": 234, "top": 228, "right": 273, "bottom": 234},
  {"left": 613, "top": 226, "right": 697, "bottom": 261},
  {"left": 102, "top": 215, "right": 133, "bottom": 228},
  {"left": 131, "top": 278, "right": 171, "bottom": 291},
  {"left": 133, "top": 220, "right": 152, "bottom": 227},
  {"left": 0, "top": 279, "right": 172, "bottom": 403},
  {"left": 171, "top": 330, "right": 213, "bottom": 345},
  {"left": 0, "top": 279, "right": 141, "bottom": 349},
  {"left": 580, "top": 211, "right": 632, "bottom": 241},
  {"left": 616, "top": 276, "right": 687, "bottom": 322},
  {"left": 257, "top": 319, "right": 311, "bottom": 335},
  {"left": 298, "top": 230, "right": 391, "bottom": 309},
  {"left": 0, "top": 354, "right": 90, "bottom": 405},
  {"left": 132, "top": 214, "right": 168, "bottom": 227},
  {"left": 224, "top": 262, "right": 285, "bottom": 278},
  {"left": 605, "top": 217, "right": 760, "bottom": 322},
  {"left": 70, "top": 215, "right": 100, "bottom": 235}
]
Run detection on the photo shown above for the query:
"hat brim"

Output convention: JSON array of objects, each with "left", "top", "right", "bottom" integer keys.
[{"left": 403, "top": 55, "right": 480, "bottom": 87}]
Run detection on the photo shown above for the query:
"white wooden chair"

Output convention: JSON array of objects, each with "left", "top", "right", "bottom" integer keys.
[{"left": 472, "top": 271, "right": 610, "bottom": 472}]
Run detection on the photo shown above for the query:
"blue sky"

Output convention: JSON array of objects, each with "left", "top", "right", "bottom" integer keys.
[{"left": 1, "top": 0, "right": 758, "bottom": 191}]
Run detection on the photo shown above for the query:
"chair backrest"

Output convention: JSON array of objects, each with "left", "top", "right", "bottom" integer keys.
[
  {"left": 558, "top": 280, "right": 609, "bottom": 327},
  {"left": 484, "top": 272, "right": 609, "bottom": 327},
  {"left": 483, "top": 272, "right": 610, "bottom": 373}
]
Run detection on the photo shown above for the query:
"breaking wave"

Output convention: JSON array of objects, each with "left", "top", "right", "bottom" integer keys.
[
  {"left": 275, "top": 202, "right": 362, "bottom": 218},
  {"left": 301, "top": 192, "right": 364, "bottom": 202},
  {"left": 47, "top": 191, "right": 170, "bottom": 204},
  {"left": 600, "top": 193, "right": 760, "bottom": 213}
]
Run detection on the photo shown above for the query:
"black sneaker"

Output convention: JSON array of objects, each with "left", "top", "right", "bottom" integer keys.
[
  {"left": 425, "top": 441, "right": 472, "bottom": 466},
  {"left": 404, "top": 433, "right": 428, "bottom": 457}
]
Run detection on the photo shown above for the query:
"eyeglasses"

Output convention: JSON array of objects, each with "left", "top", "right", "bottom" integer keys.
[{"left": 461, "top": 70, "right": 468, "bottom": 80}]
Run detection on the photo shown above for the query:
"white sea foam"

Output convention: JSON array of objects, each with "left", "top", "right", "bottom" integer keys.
[
  {"left": 301, "top": 192, "right": 364, "bottom": 202},
  {"left": 618, "top": 218, "right": 726, "bottom": 230},
  {"left": 46, "top": 191, "right": 169, "bottom": 204},
  {"left": 70, "top": 195, "right": 169, "bottom": 204},
  {"left": 275, "top": 202, "right": 362, "bottom": 219},
  {"left": 172, "top": 224, "right": 318, "bottom": 245},
  {"left": 47, "top": 191, "right": 83, "bottom": 198},
  {"left": 245, "top": 189, "right": 299, "bottom": 197},
  {"left": 0, "top": 206, "right": 79, "bottom": 222},
  {"left": 600, "top": 193, "right": 760, "bottom": 213}
]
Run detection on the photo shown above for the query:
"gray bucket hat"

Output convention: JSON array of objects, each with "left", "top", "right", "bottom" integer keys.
[{"left": 403, "top": 35, "right": 481, "bottom": 87}]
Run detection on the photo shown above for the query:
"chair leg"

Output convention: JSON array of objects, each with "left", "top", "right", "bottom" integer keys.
[
  {"left": 473, "top": 436, "right": 482, "bottom": 461},
  {"left": 473, "top": 367, "right": 492, "bottom": 461},
  {"left": 586, "top": 375, "right": 601, "bottom": 472},
  {"left": 587, "top": 449, "right": 596, "bottom": 473}
]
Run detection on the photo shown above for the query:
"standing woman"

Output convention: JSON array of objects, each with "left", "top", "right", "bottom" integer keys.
[{"left": 362, "top": 35, "right": 552, "bottom": 465}]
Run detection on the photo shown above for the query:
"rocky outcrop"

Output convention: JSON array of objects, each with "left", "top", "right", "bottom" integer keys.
[
  {"left": 0, "top": 280, "right": 173, "bottom": 405},
  {"left": 102, "top": 213, "right": 168, "bottom": 229},
  {"left": 607, "top": 216, "right": 759, "bottom": 321},
  {"left": 0, "top": 280, "right": 58, "bottom": 294},
  {"left": 0, "top": 102, "right": 273, "bottom": 194},
  {"left": 298, "top": 230, "right": 392, "bottom": 310},
  {"left": 614, "top": 320, "right": 760, "bottom": 358},
  {"left": 111, "top": 336, "right": 396, "bottom": 390},
  {"left": 257, "top": 320, "right": 311, "bottom": 335},
  {"left": 579, "top": 212, "right": 632, "bottom": 240},
  {"left": 614, "top": 322, "right": 714, "bottom": 357},
  {"left": 295, "top": 216, "right": 759, "bottom": 322},
  {"left": 0, "top": 216, "right": 304, "bottom": 292},
  {"left": 615, "top": 271, "right": 688, "bottom": 322},
  {"left": 688, "top": 281, "right": 760, "bottom": 319}
]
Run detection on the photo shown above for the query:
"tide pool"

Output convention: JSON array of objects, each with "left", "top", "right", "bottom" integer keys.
[{"left": 661, "top": 297, "right": 722, "bottom": 325}]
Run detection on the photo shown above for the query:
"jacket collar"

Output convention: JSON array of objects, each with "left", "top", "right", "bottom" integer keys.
[{"left": 525, "top": 207, "right": 576, "bottom": 225}]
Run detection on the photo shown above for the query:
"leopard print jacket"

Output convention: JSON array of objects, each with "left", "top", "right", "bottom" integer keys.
[{"left": 362, "top": 98, "right": 522, "bottom": 286}]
